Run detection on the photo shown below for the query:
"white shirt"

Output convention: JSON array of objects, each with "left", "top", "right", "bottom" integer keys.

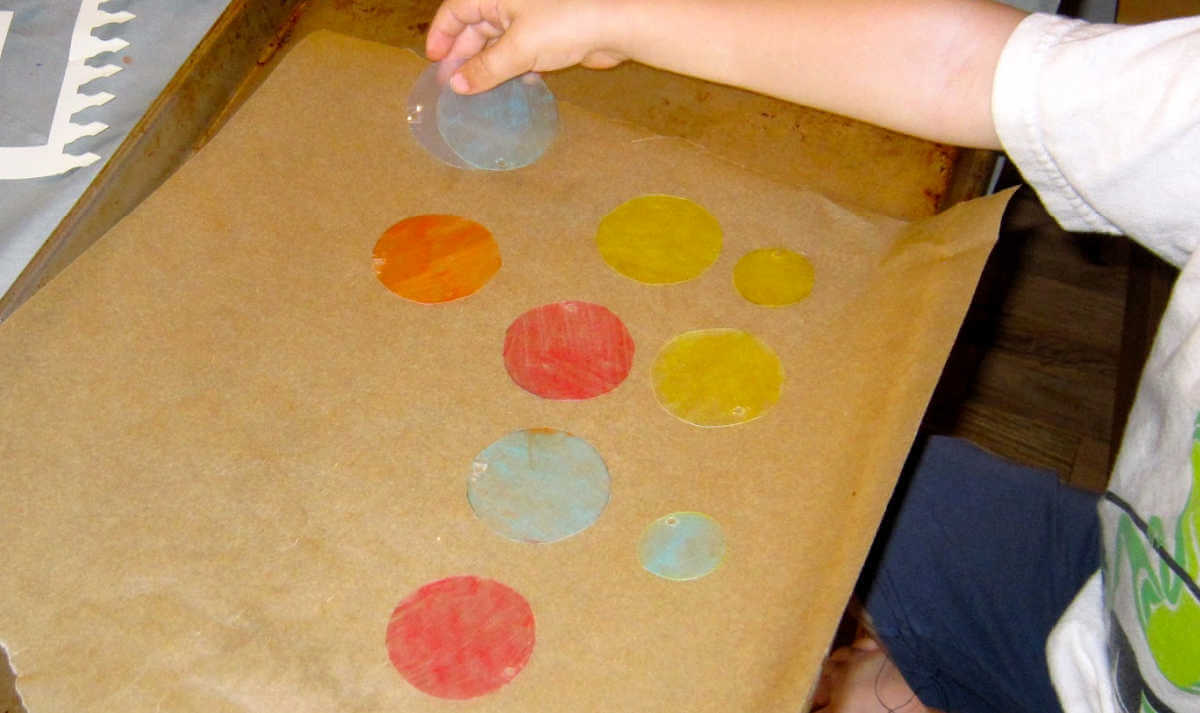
[{"left": 992, "top": 13, "right": 1200, "bottom": 713}]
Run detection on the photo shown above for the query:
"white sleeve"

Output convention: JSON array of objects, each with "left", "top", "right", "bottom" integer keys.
[{"left": 992, "top": 13, "right": 1200, "bottom": 268}]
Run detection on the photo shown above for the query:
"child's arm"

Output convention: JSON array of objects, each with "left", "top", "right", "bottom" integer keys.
[{"left": 426, "top": 0, "right": 1025, "bottom": 150}]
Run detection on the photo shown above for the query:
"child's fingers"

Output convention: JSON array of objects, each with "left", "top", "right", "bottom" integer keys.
[
  {"left": 452, "top": 35, "right": 533, "bottom": 94},
  {"left": 426, "top": 1, "right": 471, "bottom": 59},
  {"left": 427, "top": 0, "right": 501, "bottom": 59},
  {"left": 445, "top": 22, "right": 498, "bottom": 64},
  {"left": 425, "top": 27, "right": 457, "bottom": 60}
]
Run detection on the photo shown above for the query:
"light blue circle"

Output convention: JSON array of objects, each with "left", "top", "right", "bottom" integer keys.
[
  {"left": 638, "top": 512, "right": 725, "bottom": 581},
  {"left": 469, "top": 429, "right": 610, "bottom": 543},
  {"left": 437, "top": 73, "right": 558, "bottom": 171}
]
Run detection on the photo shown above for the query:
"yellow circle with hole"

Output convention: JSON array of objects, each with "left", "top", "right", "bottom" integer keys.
[
  {"left": 652, "top": 328, "right": 784, "bottom": 427},
  {"left": 596, "top": 195, "right": 722, "bottom": 284},
  {"left": 733, "top": 248, "right": 815, "bottom": 306}
]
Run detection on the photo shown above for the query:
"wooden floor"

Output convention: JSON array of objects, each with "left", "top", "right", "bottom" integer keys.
[
  {"left": 923, "top": 181, "right": 1142, "bottom": 493},
  {"left": 922, "top": 0, "right": 1194, "bottom": 496}
]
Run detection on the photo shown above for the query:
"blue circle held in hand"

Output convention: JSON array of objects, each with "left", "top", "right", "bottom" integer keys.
[{"left": 437, "top": 73, "right": 559, "bottom": 171}]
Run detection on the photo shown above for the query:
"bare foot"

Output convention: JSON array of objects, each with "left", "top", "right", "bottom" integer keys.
[{"left": 811, "top": 637, "right": 934, "bottom": 713}]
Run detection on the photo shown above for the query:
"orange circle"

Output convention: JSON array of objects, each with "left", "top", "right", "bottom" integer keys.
[{"left": 373, "top": 215, "right": 501, "bottom": 303}]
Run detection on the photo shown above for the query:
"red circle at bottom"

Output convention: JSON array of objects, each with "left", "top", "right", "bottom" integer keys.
[{"left": 386, "top": 575, "right": 535, "bottom": 699}]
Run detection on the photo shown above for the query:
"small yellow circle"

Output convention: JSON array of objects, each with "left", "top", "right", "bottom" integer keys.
[
  {"left": 652, "top": 329, "right": 784, "bottom": 427},
  {"left": 733, "top": 248, "right": 815, "bottom": 306},
  {"left": 596, "top": 195, "right": 722, "bottom": 284}
]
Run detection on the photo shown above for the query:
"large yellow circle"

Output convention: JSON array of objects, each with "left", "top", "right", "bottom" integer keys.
[
  {"left": 596, "top": 195, "right": 722, "bottom": 284},
  {"left": 652, "top": 329, "right": 784, "bottom": 427},
  {"left": 733, "top": 248, "right": 815, "bottom": 306}
]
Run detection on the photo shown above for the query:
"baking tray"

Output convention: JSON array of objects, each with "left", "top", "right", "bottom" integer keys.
[
  {"left": 0, "top": 3, "right": 1001, "bottom": 708},
  {"left": 0, "top": 0, "right": 995, "bottom": 322}
]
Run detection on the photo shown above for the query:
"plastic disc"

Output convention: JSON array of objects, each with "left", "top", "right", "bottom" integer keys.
[
  {"left": 469, "top": 428, "right": 611, "bottom": 544},
  {"left": 596, "top": 195, "right": 723, "bottom": 284},
  {"left": 406, "top": 61, "right": 474, "bottom": 169},
  {"left": 638, "top": 512, "right": 725, "bottom": 581},
  {"left": 733, "top": 248, "right": 815, "bottom": 306},
  {"left": 437, "top": 73, "right": 558, "bottom": 171},
  {"left": 651, "top": 328, "right": 784, "bottom": 427},
  {"left": 386, "top": 576, "right": 535, "bottom": 699},
  {"left": 373, "top": 214, "right": 501, "bottom": 303},
  {"left": 502, "top": 301, "right": 635, "bottom": 400}
]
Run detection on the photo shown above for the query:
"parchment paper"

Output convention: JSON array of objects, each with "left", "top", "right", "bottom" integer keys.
[{"left": 0, "top": 31, "right": 1014, "bottom": 713}]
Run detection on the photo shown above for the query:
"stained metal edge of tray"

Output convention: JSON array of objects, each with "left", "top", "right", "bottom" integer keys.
[{"left": 0, "top": 0, "right": 308, "bottom": 322}]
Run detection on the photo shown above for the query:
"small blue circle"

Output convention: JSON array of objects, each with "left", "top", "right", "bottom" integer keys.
[
  {"left": 638, "top": 512, "right": 725, "bottom": 581},
  {"left": 469, "top": 429, "right": 610, "bottom": 543}
]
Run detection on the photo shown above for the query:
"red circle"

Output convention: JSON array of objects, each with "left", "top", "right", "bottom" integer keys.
[
  {"left": 386, "top": 576, "right": 535, "bottom": 699},
  {"left": 503, "top": 301, "right": 635, "bottom": 400}
]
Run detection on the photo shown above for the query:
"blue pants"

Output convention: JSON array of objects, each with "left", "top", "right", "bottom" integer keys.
[{"left": 857, "top": 435, "right": 1101, "bottom": 713}]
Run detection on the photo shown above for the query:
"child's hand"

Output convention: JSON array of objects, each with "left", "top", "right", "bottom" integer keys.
[{"left": 425, "top": 0, "right": 630, "bottom": 94}]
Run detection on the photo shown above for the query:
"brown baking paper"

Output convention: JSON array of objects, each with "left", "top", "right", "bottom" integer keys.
[{"left": 0, "top": 32, "right": 1013, "bottom": 713}]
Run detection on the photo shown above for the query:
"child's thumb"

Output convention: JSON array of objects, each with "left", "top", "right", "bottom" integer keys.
[{"left": 452, "top": 39, "right": 527, "bottom": 94}]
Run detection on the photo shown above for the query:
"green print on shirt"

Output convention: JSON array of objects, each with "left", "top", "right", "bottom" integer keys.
[{"left": 1112, "top": 413, "right": 1200, "bottom": 694}]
